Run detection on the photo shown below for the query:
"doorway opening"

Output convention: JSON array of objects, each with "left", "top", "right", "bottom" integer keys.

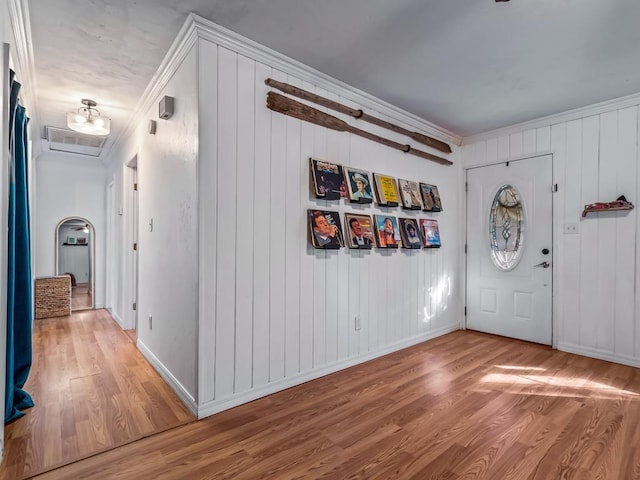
[{"left": 55, "top": 217, "right": 95, "bottom": 311}]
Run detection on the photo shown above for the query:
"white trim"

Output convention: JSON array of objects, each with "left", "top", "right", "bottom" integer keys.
[
  {"left": 464, "top": 150, "right": 555, "bottom": 170},
  {"left": 54, "top": 216, "right": 97, "bottom": 310},
  {"left": 464, "top": 153, "right": 555, "bottom": 346},
  {"left": 109, "top": 309, "right": 124, "bottom": 329},
  {"left": 557, "top": 343, "right": 640, "bottom": 369},
  {"left": 195, "top": 39, "right": 207, "bottom": 407},
  {"left": 7, "top": 0, "right": 40, "bottom": 151},
  {"left": 461, "top": 157, "right": 469, "bottom": 331},
  {"left": 136, "top": 339, "right": 198, "bottom": 416},
  {"left": 462, "top": 91, "right": 640, "bottom": 145},
  {"left": 197, "top": 324, "right": 458, "bottom": 419},
  {"left": 550, "top": 153, "right": 559, "bottom": 350},
  {"left": 189, "top": 14, "right": 460, "bottom": 147},
  {"left": 102, "top": 20, "right": 199, "bottom": 163},
  {"left": 108, "top": 13, "right": 460, "bottom": 169}
]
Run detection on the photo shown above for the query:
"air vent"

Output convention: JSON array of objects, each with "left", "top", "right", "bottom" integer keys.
[{"left": 44, "top": 126, "right": 107, "bottom": 157}]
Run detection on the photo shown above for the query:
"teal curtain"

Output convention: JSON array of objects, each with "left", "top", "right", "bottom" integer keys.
[{"left": 5, "top": 71, "right": 34, "bottom": 423}]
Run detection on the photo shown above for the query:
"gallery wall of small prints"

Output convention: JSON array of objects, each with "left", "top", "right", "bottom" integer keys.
[{"left": 308, "top": 158, "right": 443, "bottom": 251}]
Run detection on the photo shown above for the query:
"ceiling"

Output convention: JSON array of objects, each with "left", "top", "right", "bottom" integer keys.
[{"left": 25, "top": 0, "right": 640, "bottom": 161}]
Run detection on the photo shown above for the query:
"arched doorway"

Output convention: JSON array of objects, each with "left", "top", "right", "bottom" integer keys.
[{"left": 55, "top": 217, "right": 95, "bottom": 310}]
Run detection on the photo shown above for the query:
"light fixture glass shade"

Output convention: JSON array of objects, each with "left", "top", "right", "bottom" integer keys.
[{"left": 67, "top": 99, "right": 111, "bottom": 136}]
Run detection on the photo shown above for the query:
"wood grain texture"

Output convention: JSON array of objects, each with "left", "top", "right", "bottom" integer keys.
[
  {"left": 266, "top": 92, "right": 453, "bottom": 165},
  {"left": 32, "top": 331, "right": 640, "bottom": 480},
  {"left": 0, "top": 309, "right": 194, "bottom": 480},
  {"left": 264, "top": 78, "right": 453, "bottom": 154}
]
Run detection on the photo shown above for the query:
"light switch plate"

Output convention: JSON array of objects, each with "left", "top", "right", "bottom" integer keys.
[{"left": 564, "top": 223, "right": 579, "bottom": 234}]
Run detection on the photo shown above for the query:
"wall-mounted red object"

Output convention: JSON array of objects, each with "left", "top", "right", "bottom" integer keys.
[{"left": 582, "top": 195, "right": 634, "bottom": 217}]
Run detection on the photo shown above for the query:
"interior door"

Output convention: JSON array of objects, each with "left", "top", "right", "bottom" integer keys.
[{"left": 466, "top": 155, "right": 553, "bottom": 345}]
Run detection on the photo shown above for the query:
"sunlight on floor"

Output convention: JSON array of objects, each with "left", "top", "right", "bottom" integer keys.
[
  {"left": 494, "top": 365, "right": 546, "bottom": 372},
  {"left": 479, "top": 366, "right": 640, "bottom": 400}
]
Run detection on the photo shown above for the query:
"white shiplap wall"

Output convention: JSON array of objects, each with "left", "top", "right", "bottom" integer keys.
[
  {"left": 461, "top": 105, "right": 640, "bottom": 367},
  {"left": 196, "top": 35, "right": 461, "bottom": 416}
]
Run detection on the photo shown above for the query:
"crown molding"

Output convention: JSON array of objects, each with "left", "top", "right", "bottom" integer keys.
[
  {"left": 189, "top": 14, "right": 461, "bottom": 147},
  {"left": 108, "top": 12, "right": 462, "bottom": 165},
  {"left": 8, "top": 0, "right": 41, "bottom": 152},
  {"left": 462, "top": 91, "right": 640, "bottom": 145},
  {"left": 102, "top": 18, "right": 199, "bottom": 164}
]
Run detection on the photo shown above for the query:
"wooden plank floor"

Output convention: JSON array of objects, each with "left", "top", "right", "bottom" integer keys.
[
  {"left": 70, "top": 284, "right": 92, "bottom": 310},
  {"left": 28, "top": 330, "right": 640, "bottom": 479},
  {"left": 0, "top": 309, "right": 195, "bottom": 480}
]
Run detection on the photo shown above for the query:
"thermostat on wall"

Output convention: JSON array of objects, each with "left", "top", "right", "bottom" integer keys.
[{"left": 159, "top": 96, "right": 174, "bottom": 120}]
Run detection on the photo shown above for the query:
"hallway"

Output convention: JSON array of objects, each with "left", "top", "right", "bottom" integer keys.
[{"left": 0, "top": 309, "right": 195, "bottom": 479}]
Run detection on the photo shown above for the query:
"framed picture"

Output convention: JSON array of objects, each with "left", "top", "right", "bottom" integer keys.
[
  {"left": 373, "top": 173, "right": 400, "bottom": 207},
  {"left": 399, "top": 217, "right": 423, "bottom": 249},
  {"left": 344, "top": 213, "right": 375, "bottom": 249},
  {"left": 310, "top": 158, "right": 346, "bottom": 200},
  {"left": 344, "top": 167, "right": 374, "bottom": 204},
  {"left": 373, "top": 215, "right": 401, "bottom": 248},
  {"left": 308, "top": 209, "right": 344, "bottom": 249},
  {"left": 66, "top": 236, "right": 77, "bottom": 245},
  {"left": 397, "top": 178, "right": 423, "bottom": 210},
  {"left": 420, "top": 218, "right": 441, "bottom": 248},
  {"left": 76, "top": 237, "right": 88, "bottom": 245},
  {"left": 420, "top": 183, "right": 443, "bottom": 212}
]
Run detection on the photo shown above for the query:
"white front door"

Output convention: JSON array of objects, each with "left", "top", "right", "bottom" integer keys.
[{"left": 466, "top": 155, "right": 553, "bottom": 345}]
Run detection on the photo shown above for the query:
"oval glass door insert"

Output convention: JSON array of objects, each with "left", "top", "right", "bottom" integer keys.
[{"left": 489, "top": 184, "right": 525, "bottom": 270}]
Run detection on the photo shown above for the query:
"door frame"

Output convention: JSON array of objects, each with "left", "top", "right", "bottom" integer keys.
[
  {"left": 124, "top": 155, "right": 139, "bottom": 333},
  {"left": 131, "top": 166, "right": 139, "bottom": 334},
  {"left": 463, "top": 152, "right": 558, "bottom": 348},
  {"left": 54, "top": 216, "right": 97, "bottom": 310},
  {"left": 106, "top": 179, "right": 115, "bottom": 312}
]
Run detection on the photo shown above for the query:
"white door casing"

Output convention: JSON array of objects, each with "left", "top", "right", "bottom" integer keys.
[
  {"left": 132, "top": 166, "right": 139, "bottom": 332},
  {"left": 466, "top": 155, "right": 553, "bottom": 345}
]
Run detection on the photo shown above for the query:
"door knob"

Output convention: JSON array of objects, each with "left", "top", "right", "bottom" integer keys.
[{"left": 533, "top": 261, "right": 550, "bottom": 268}]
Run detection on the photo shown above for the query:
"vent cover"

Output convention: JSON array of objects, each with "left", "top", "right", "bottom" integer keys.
[{"left": 44, "top": 126, "right": 107, "bottom": 157}]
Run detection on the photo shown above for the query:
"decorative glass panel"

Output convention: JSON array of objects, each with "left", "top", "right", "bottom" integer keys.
[{"left": 489, "top": 185, "right": 524, "bottom": 270}]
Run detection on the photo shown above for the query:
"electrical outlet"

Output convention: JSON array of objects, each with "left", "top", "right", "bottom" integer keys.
[
  {"left": 149, "top": 315, "right": 153, "bottom": 330},
  {"left": 564, "top": 222, "right": 579, "bottom": 234},
  {"left": 354, "top": 315, "right": 361, "bottom": 331}
]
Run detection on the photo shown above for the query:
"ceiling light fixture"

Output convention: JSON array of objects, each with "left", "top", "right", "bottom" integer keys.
[{"left": 67, "top": 99, "right": 111, "bottom": 136}]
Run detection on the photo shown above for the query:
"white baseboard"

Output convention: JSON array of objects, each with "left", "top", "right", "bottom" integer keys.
[
  {"left": 197, "top": 324, "right": 458, "bottom": 419},
  {"left": 136, "top": 339, "right": 198, "bottom": 416},
  {"left": 557, "top": 342, "right": 640, "bottom": 368},
  {"left": 109, "top": 309, "right": 124, "bottom": 328}
]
